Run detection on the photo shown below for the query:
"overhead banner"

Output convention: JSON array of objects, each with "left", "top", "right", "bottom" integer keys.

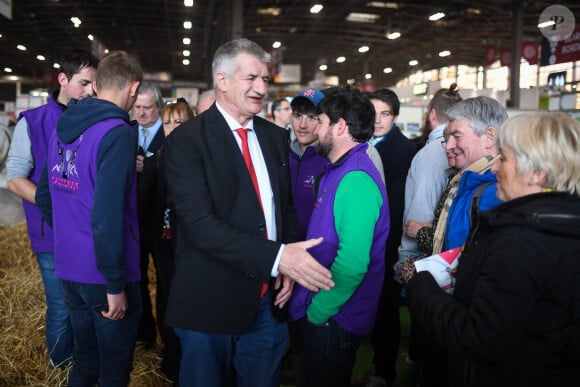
[
  {"left": 499, "top": 49, "right": 512, "bottom": 66},
  {"left": 521, "top": 42, "right": 539, "bottom": 65},
  {"left": 484, "top": 45, "right": 496, "bottom": 66},
  {"left": 541, "top": 26, "right": 580, "bottom": 66}
]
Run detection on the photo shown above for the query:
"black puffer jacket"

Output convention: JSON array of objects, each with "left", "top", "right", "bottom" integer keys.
[{"left": 407, "top": 192, "right": 580, "bottom": 387}]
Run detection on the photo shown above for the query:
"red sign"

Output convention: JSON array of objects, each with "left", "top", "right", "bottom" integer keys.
[
  {"left": 521, "top": 42, "right": 539, "bottom": 65},
  {"left": 484, "top": 45, "right": 496, "bottom": 66},
  {"left": 499, "top": 49, "right": 512, "bottom": 66},
  {"left": 541, "top": 26, "right": 580, "bottom": 66}
]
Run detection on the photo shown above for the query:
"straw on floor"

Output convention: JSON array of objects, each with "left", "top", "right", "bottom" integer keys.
[{"left": 0, "top": 222, "right": 172, "bottom": 387}]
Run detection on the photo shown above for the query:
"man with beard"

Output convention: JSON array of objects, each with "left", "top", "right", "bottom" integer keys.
[{"left": 289, "top": 87, "right": 390, "bottom": 387}]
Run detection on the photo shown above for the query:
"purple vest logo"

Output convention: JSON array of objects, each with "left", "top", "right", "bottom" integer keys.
[
  {"left": 304, "top": 174, "right": 316, "bottom": 188},
  {"left": 50, "top": 135, "right": 83, "bottom": 193}
]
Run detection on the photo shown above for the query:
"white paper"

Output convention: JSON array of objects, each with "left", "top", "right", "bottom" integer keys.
[{"left": 414, "top": 247, "right": 461, "bottom": 291}]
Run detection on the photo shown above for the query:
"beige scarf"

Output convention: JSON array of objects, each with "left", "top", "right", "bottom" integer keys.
[{"left": 432, "top": 155, "right": 498, "bottom": 254}]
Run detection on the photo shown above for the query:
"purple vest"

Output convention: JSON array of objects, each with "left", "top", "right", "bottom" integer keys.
[
  {"left": 47, "top": 118, "right": 140, "bottom": 284},
  {"left": 289, "top": 145, "right": 327, "bottom": 240},
  {"left": 290, "top": 143, "right": 389, "bottom": 335},
  {"left": 18, "top": 93, "right": 62, "bottom": 252}
]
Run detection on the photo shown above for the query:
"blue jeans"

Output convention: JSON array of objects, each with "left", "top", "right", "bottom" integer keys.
[
  {"left": 61, "top": 280, "right": 142, "bottom": 387},
  {"left": 300, "top": 318, "right": 364, "bottom": 387},
  {"left": 175, "top": 294, "right": 288, "bottom": 387},
  {"left": 36, "top": 252, "right": 73, "bottom": 367}
]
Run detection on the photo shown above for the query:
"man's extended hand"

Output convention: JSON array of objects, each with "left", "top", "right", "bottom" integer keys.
[{"left": 278, "top": 237, "right": 334, "bottom": 292}]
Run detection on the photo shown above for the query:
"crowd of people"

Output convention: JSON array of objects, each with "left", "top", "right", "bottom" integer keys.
[{"left": 4, "top": 38, "right": 580, "bottom": 387}]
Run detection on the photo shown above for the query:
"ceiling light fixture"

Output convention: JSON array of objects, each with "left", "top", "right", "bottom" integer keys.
[
  {"left": 183, "top": 21, "right": 192, "bottom": 29},
  {"left": 538, "top": 20, "right": 555, "bottom": 28},
  {"left": 366, "top": 2, "right": 399, "bottom": 9},
  {"left": 70, "top": 17, "right": 82, "bottom": 27},
  {"left": 17, "top": 44, "right": 27, "bottom": 51},
  {"left": 439, "top": 50, "right": 451, "bottom": 57},
  {"left": 365, "top": 73, "right": 372, "bottom": 79},
  {"left": 88, "top": 34, "right": 94, "bottom": 41},
  {"left": 183, "top": 37, "right": 191, "bottom": 45},
  {"left": 310, "top": 4, "right": 323, "bottom": 14},
  {"left": 36, "top": 55, "right": 46, "bottom": 61},
  {"left": 346, "top": 12, "right": 380, "bottom": 23},
  {"left": 319, "top": 64, "right": 328, "bottom": 71},
  {"left": 184, "top": 0, "right": 193, "bottom": 6},
  {"left": 409, "top": 59, "right": 418, "bottom": 66},
  {"left": 257, "top": 7, "right": 281, "bottom": 16},
  {"left": 386, "top": 32, "right": 401, "bottom": 40},
  {"left": 53, "top": 63, "right": 61, "bottom": 69},
  {"left": 429, "top": 12, "right": 445, "bottom": 21},
  {"left": 358, "top": 45, "right": 370, "bottom": 53},
  {"left": 336, "top": 56, "right": 346, "bottom": 63},
  {"left": 383, "top": 67, "right": 392, "bottom": 73},
  {"left": 4, "top": 67, "right": 12, "bottom": 73},
  {"left": 183, "top": 59, "right": 190, "bottom": 65},
  {"left": 183, "top": 50, "right": 191, "bottom": 57},
  {"left": 272, "top": 41, "right": 282, "bottom": 49}
]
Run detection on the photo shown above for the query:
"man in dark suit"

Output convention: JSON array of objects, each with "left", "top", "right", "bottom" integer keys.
[
  {"left": 163, "top": 38, "right": 334, "bottom": 387},
  {"left": 134, "top": 81, "right": 165, "bottom": 346}
]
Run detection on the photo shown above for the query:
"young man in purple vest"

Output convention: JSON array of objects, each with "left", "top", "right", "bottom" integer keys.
[
  {"left": 6, "top": 49, "right": 98, "bottom": 368},
  {"left": 288, "top": 87, "right": 327, "bottom": 240},
  {"left": 36, "top": 50, "right": 143, "bottom": 386},
  {"left": 289, "top": 87, "right": 390, "bottom": 387}
]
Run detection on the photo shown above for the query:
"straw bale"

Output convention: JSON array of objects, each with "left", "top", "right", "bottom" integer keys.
[{"left": 0, "top": 223, "right": 172, "bottom": 386}]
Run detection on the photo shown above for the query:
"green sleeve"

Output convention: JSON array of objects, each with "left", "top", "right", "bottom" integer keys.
[{"left": 307, "top": 171, "right": 383, "bottom": 324}]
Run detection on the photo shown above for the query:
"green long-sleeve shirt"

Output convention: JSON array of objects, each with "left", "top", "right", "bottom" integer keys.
[{"left": 307, "top": 170, "right": 384, "bottom": 324}]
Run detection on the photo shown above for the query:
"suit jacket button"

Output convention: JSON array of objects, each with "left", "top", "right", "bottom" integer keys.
[{"left": 258, "top": 224, "right": 266, "bottom": 232}]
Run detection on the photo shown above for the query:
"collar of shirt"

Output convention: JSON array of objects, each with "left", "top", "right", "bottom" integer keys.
[
  {"left": 215, "top": 101, "right": 277, "bottom": 243},
  {"left": 428, "top": 123, "right": 446, "bottom": 143},
  {"left": 215, "top": 101, "right": 255, "bottom": 132},
  {"left": 370, "top": 136, "right": 384, "bottom": 147},
  {"left": 138, "top": 116, "right": 162, "bottom": 149}
]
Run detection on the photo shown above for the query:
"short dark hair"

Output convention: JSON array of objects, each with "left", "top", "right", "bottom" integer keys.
[
  {"left": 271, "top": 98, "right": 286, "bottom": 119},
  {"left": 290, "top": 97, "right": 316, "bottom": 115},
  {"left": 59, "top": 49, "right": 99, "bottom": 81},
  {"left": 368, "top": 88, "right": 400, "bottom": 116},
  {"left": 317, "top": 87, "right": 375, "bottom": 143}
]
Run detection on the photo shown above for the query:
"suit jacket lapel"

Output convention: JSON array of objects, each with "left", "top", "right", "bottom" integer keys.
[
  {"left": 147, "top": 123, "right": 165, "bottom": 153},
  {"left": 254, "top": 121, "right": 282, "bottom": 234}
]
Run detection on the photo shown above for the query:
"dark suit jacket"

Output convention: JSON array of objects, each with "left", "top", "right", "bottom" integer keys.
[
  {"left": 375, "top": 126, "right": 416, "bottom": 265},
  {"left": 162, "top": 104, "right": 297, "bottom": 334},
  {"left": 137, "top": 124, "right": 165, "bottom": 246}
]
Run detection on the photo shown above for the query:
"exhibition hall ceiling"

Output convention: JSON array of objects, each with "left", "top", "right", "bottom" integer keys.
[{"left": 1, "top": 1, "right": 577, "bottom": 88}]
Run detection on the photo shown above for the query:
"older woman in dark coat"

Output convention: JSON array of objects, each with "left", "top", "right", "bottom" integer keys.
[{"left": 406, "top": 111, "right": 580, "bottom": 387}]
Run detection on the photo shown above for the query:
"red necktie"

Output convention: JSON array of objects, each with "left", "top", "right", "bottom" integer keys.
[
  {"left": 236, "top": 128, "right": 268, "bottom": 297},
  {"left": 236, "top": 128, "right": 263, "bottom": 212}
]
